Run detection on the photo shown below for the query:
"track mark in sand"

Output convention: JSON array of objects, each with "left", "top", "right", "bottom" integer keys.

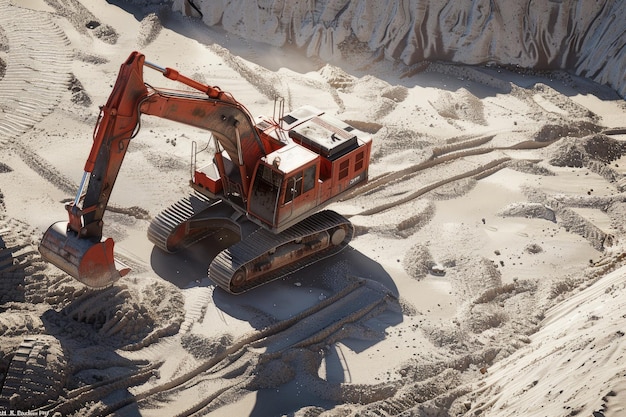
[
  {"left": 179, "top": 284, "right": 215, "bottom": 333},
  {"left": 431, "top": 133, "right": 497, "bottom": 158},
  {"left": 8, "top": 142, "right": 149, "bottom": 220},
  {"left": 0, "top": 0, "right": 71, "bottom": 145},
  {"left": 343, "top": 135, "right": 494, "bottom": 200},
  {"left": 344, "top": 132, "right": 555, "bottom": 217},
  {"left": 12, "top": 142, "right": 76, "bottom": 195},
  {"left": 0, "top": 336, "right": 67, "bottom": 410},
  {"left": 93, "top": 279, "right": 395, "bottom": 416},
  {"left": 356, "top": 158, "right": 511, "bottom": 217},
  {"left": 344, "top": 133, "right": 500, "bottom": 200},
  {"left": 0, "top": 217, "right": 47, "bottom": 304},
  {"left": 43, "top": 0, "right": 118, "bottom": 44},
  {"left": 38, "top": 362, "right": 158, "bottom": 417}
]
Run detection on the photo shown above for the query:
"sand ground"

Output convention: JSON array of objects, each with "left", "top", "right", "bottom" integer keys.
[{"left": 0, "top": 0, "right": 625, "bottom": 416}]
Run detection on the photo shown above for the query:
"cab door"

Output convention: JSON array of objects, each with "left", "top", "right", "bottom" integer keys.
[
  {"left": 248, "top": 163, "right": 283, "bottom": 227},
  {"left": 281, "top": 164, "right": 318, "bottom": 221}
]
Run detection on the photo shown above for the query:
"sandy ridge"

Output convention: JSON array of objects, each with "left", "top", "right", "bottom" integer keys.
[{"left": 173, "top": 0, "right": 626, "bottom": 97}]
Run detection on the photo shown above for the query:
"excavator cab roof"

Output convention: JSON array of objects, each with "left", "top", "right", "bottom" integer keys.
[{"left": 263, "top": 143, "right": 318, "bottom": 174}]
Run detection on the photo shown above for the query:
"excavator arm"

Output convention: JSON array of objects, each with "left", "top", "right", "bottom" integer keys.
[{"left": 39, "top": 51, "right": 266, "bottom": 287}]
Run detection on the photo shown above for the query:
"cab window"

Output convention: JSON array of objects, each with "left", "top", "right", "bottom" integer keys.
[
  {"left": 303, "top": 165, "right": 316, "bottom": 193},
  {"left": 284, "top": 165, "right": 316, "bottom": 204}
]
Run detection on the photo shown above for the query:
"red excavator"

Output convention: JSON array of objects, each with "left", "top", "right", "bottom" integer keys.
[{"left": 39, "top": 51, "right": 372, "bottom": 294}]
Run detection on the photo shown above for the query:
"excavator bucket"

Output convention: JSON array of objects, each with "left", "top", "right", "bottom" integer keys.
[{"left": 39, "top": 222, "right": 130, "bottom": 288}]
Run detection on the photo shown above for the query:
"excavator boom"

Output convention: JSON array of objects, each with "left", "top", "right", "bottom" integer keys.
[
  {"left": 39, "top": 51, "right": 266, "bottom": 287},
  {"left": 40, "top": 52, "right": 149, "bottom": 286}
]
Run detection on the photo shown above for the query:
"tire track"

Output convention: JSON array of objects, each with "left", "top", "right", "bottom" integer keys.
[
  {"left": 12, "top": 142, "right": 76, "bottom": 195},
  {"left": 342, "top": 133, "right": 499, "bottom": 200},
  {"left": 39, "top": 363, "right": 158, "bottom": 416},
  {"left": 0, "top": 216, "right": 48, "bottom": 304},
  {"left": 0, "top": 0, "right": 72, "bottom": 146},
  {"left": 0, "top": 336, "right": 67, "bottom": 410}
]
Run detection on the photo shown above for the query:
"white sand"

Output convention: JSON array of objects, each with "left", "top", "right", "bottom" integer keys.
[{"left": 0, "top": 0, "right": 625, "bottom": 416}]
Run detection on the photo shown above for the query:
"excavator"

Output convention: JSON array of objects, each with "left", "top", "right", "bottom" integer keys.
[{"left": 39, "top": 51, "right": 372, "bottom": 294}]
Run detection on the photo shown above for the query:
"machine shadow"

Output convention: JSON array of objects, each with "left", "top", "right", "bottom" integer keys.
[
  {"left": 205, "top": 245, "right": 400, "bottom": 331},
  {"left": 151, "top": 239, "right": 404, "bottom": 415},
  {"left": 206, "top": 247, "right": 402, "bottom": 416},
  {"left": 149, "top": 232, "right": 237, "bottom": 289}
]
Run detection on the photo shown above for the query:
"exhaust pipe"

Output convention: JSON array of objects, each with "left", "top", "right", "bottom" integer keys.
[{"left": 39, "top": 221, "right": 130, "bottom": 288}]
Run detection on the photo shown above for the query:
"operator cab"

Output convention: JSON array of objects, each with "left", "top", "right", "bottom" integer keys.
[{"left": 248, "top": 144, "right": 319, "bottom": 231}]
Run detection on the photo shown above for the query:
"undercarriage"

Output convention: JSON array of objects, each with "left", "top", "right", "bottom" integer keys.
[{"left": 147, "top": 194, "right": 353, "bottom": 294}]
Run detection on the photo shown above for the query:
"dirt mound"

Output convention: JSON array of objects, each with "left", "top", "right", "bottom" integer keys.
[
  {"left": 583, "top": 134, "right": 626, "bottom": 163},
  {"left": 371, "top": 127, "right": 429, "bottom": 161},
  {"left": 550, "top": 134, "right": 626, "bottom": 167},
  {"left": 499, "top": 202, "right": 557, "bottom": 222},
  {"left": 343, "top": 119, "right": 383, "bottom": 134},
  {"left": 0, "top": 24, "right": 6, "bottom": 51},
  {"left": 381, "top": 85, "right": 409, "bottom": 103},
  {"left": 534, "top": 120, "right": 602, "bottom": 142},
  {"left": 319, "top": 64, "right": 355, "bottom": 90},
  {"left": 181, "top": 332, "right": 233, "bottom": 360},
  {"left": 430, "top": 89, "right": 486, "bottom": 126},
  {"left": 402, "top": 244, "right": 435, "bottom": 280},
  {"left": 44, "top": 278, "right": 184, "bottom": 350},
  {"left": 45, "top": 0, "right": 118, "bottom": 44},
  {"left": 108, "top": 204, "right": 151, "bottom": 220},
  {"left": 68, "top": 73, "right": 91, "bottom": 107},
  {"left": 0, "top": 22, "right": 6, "bottom": 78},
  {"left": 74, "top": 51, "right": 108, "bottom": 65},
  {"left": 137, "top": 12, "right": 163, "bottom": 47},
  {"left": 507, "top": 160, "right": 555, "bottom": 176}
]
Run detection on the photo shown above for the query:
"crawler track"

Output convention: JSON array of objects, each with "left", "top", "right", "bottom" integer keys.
[
  {"left": 210, "top": 210, "right": 353, "bottom": 293},
  {"left": 147, "top": 192, "right": 218, "bottom": 252},
  {"left": 149, "top": 194, "right": 353, "bottom": 294}
]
